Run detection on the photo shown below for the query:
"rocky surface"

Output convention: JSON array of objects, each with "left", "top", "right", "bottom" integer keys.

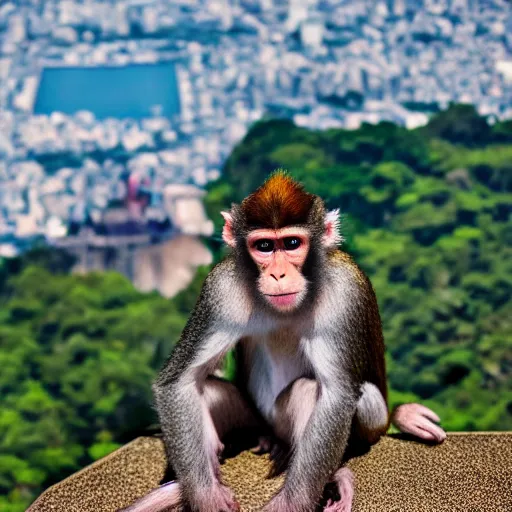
[{"left": 29, "top": 432, "right": 512, "bottom": 512}]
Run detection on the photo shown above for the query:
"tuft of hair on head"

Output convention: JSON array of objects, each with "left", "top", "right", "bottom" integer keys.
[{"left": 240, "top": 170, "right": 316, "bottom": 229}]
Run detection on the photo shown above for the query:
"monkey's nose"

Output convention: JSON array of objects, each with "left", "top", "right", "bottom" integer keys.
[{"left": 270, "top": 273, "right": 286, "bottom": 281}]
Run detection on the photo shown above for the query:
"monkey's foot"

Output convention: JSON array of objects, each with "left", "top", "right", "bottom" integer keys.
[
  {"left": 393, "top": 403, "right": 446, "bottom": 443},
  {"left": 194, "top": 483, "right": 240, "bottom": 512},
  {"left": 324, "top": 467, "right": 354, "bottom": 512}
]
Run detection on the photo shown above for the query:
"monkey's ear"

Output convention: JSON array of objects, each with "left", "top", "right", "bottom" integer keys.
[
  {"left": 323, "top": 209, "right": 343, "bottom": 247},
  {"left": 221, "top": 211, "right": 236, "bottom": 248}
]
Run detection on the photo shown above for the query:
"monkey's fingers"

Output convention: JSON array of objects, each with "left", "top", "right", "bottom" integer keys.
[
  {"left": 408, "top": 403, "right": 441, "bottom": 424},
  {"left": 392, "top": 404, "right": 446, "bottom": 443},
  {"left": 413, "top": 415, "right": 447, "bottom": 443},
  {"left": 398, "top": 416, "right": 446, "bottom": 443},
  {"left": 394, "top": 403, "right": 441, "bottom": 424}
]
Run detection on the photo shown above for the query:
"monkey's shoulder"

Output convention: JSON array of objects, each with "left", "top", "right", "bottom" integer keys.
[
  {"left": 327, "top": 249, "right": 370, "bottom": 283},
  {"left": 323, "top": 250, "right": 382, "bottom": 341},
  {"left": 198, "top": 256, "right": 254, "bottom": 324},
  {"left": 202, "top": 257, "right": 240, "bottom": 294},
  {"left": 325, "top": 249, "right": 378, "bottom": 304},
  {"left": 327, "top": 248, "right": 354, "bottom": 265}
]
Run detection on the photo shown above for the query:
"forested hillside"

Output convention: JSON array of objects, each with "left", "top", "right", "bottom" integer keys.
[
  {"left": 1, "top": 105, "right": 510, "bottom": 511},
  {"left": 205, "top": 105, "right": 512, "bottom": 432},
  {"left": 0, "top": 250, "right": 208, "bottom": 512}
]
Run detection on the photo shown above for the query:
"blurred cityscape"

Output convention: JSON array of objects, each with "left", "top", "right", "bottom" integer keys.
[{"left": 0, "top": 0, "right": 511, "bottom": 291}]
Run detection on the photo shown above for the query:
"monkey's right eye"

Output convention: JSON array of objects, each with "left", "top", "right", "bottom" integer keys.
[{"left": 254, "top": 239, "right": 274, "bottom": 252}]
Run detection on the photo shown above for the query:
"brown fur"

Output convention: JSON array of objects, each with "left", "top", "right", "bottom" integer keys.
[
  {"left": 240, "top": 171, "right": 316, "bottom": 230},
  {"left": 328, "top": 250, "right": 388, "bottom": 406}
]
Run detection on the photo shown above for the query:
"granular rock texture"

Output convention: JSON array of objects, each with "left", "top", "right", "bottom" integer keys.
[{"left": 28, "top": 433, "right": 512, "bottom": 512}]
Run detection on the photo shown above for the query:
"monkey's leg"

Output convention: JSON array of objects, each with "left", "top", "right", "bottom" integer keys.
[
  {"left": 317, "top": 382, "right": 388, "bottom": 512},
  {"left": 202, "top": 376, "right": 263, "bottom": 465},
  {"left": 273, "top": 377, "right": 319, "bottom": 446},
  {"left": 351, "top": 382, "right": 389, "bottom": 445},
  {"left": 123, "top": 377, "right": 259, "bottom": 512}
]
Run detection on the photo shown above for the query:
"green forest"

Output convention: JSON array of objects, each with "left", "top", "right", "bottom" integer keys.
[{"left": 1, "top": 105, "right": 511, "bottom": 511}]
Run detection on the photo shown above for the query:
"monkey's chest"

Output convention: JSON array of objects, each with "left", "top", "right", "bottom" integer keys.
[{"left": 243, "top": 334, "right": 311, "bottom": 423}]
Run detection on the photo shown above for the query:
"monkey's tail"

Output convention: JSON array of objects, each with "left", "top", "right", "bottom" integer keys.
[{"left": 119, "top": 480, "right": 181, "bottom": 512}]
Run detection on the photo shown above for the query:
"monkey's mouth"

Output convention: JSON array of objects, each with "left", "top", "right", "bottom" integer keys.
[{"left": 265, "top": 292, "right": 299, "bottom": 308}]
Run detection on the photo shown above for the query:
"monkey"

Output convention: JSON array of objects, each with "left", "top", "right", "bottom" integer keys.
[{"left": 123, "top": 171, "right": 446, "bottom": 512}]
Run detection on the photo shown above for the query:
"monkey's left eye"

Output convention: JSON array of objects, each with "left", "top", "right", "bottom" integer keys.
[
  {"left": 255, "top": 239, "right": 274, "bottom": 252},
  {"left": 283, "top": 237, "right": 302, "bottom": 250}
]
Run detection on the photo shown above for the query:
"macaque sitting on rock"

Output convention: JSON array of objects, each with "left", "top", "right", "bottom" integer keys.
[{"left": 125, "top": 171, "right": 446, "bottom": 512}]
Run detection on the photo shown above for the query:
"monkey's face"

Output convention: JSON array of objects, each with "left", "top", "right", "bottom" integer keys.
[{"left": 246, "top": 227, "right": 310, "bottom": 313}]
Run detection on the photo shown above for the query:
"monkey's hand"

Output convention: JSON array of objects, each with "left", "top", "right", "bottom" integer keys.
[{"left": 392, "top": 403, "right": 446, "bottom": 443}]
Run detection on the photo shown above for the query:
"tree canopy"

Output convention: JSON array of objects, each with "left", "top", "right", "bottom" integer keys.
[{"left": 0, "top": 248, "right": 209, "bottom": 511}]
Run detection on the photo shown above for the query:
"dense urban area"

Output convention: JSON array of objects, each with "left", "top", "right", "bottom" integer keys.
[{"left": 0, "top": 0, "right": 511, "bottom": 257}]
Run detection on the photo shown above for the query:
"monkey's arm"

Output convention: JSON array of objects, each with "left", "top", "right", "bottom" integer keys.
[
  {"left": 152, "top": 267, "right": 245, "bottom": 509},
  {"left": 272, "top": 335, "right": 359, "bottom": 511}
]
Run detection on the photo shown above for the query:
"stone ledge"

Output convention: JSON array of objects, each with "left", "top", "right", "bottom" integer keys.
[{"left": 28, "top": 432, "right": 512, "bottom": 512}]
